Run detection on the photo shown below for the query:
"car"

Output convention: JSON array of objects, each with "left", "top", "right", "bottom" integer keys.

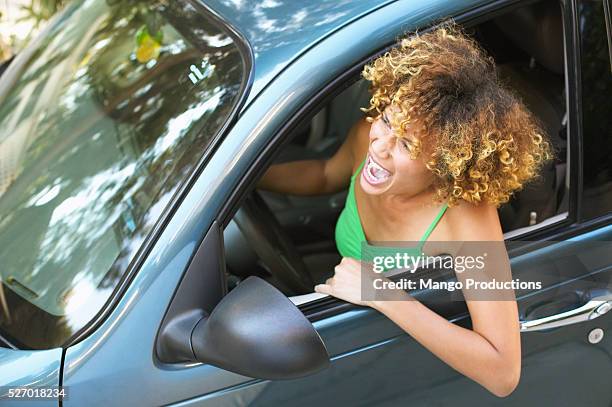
[{"left": 0, "top": 0, "right": 611, "bottom": 405}]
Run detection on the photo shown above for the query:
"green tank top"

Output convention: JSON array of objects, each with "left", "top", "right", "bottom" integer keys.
[{"left": 335, "top": 157, "right": 448, "bottom": 263}]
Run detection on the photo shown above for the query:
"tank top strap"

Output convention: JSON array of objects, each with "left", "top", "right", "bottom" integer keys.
[{"left": 418, "top": 202, "right": 449, "bottom": 243}]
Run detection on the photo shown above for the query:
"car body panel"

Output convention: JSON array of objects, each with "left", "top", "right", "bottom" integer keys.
[{"left": 0, "top": 347, "right": 62, "bottom": 406}]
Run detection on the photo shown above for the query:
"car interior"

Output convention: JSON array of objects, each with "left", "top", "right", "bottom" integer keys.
[{"left": 223, "top": 0, "right": 570, "bottom": 297}]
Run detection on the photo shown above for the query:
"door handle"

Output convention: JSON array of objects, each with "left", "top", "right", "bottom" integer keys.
[{"left": 520, "top": 293, "right": 612, "bottom": 332}]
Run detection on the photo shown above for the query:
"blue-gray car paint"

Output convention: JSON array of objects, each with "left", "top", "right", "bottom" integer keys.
[{"left": 0, "top": 348, "right": 62, "bottom": 406}]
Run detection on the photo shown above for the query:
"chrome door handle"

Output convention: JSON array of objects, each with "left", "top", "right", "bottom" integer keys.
[{"left": 520, "top": 294, "right": 612, "bottom": 332}]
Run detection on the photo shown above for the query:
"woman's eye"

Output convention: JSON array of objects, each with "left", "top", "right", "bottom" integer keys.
[
  {"left": 382, "top": 113, "right": 392, "bottom": 129},
  {"left": 400, "top": 139, "right": 409, "bottom": 150}
]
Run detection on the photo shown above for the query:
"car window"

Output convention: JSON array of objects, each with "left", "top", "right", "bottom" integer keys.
[
  {"left": 0, "top": 0, "right": 246, "bottom": 349},
  {"left": 578, "top": 0, "right": 612, "bottom": 219},
  {"left": 223, "top": 0, "right": 570, "bottom": 301}
]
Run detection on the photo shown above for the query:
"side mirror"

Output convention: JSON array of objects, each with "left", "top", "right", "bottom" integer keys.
[
  {"left": 156, "top": 222, "right": 329, "bottom": 379},
  {"left": 192, "top": 276, "right": 329, "bottom": 379}
]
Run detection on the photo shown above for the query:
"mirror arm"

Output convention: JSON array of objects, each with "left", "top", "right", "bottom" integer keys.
[{"left": 156, "top": 221, "right": 226, "bottom": 363}]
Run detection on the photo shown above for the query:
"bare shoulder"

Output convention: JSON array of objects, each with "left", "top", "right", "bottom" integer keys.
[{"left": 445, "top": 200, "right": 504, "bottom": 241}]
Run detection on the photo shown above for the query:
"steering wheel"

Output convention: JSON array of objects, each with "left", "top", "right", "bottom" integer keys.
[{"left": 233, "top": 190, "right": 314, "bottom": 294}]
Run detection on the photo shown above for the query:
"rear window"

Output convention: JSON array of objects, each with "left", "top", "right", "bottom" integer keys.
[{"left": 0, "top": 0, "right": 247, "bottom": 348}]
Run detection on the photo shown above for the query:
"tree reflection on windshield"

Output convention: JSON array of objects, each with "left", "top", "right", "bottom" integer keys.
[{"left": 0, "top": 0, "right": 245, "bottom": 348}]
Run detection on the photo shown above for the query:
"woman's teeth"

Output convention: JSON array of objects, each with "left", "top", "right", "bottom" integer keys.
[{"left": 364, "top": 155, "right": 391, "bottom": 185}]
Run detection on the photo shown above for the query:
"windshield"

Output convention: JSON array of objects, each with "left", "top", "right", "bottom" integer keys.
[{"left": 0, "top": 0, "right": 246, "bottom": 348}]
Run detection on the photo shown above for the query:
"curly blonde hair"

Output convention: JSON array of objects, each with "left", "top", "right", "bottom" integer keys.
[{"left": 361, "top": 21, "right": 553, "bottom": 207}]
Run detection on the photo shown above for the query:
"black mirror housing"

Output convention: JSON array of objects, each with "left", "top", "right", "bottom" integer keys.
[
  {"left": 193, "top": 276, "right": 329, "bottom": 379},
  {"left": 156, "top": 222, "right": 329, "bottom": 379}
]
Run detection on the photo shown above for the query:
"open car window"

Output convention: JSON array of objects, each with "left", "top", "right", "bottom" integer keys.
[{"left": 223, "top": 0, "right": 570, "bottom": 301}]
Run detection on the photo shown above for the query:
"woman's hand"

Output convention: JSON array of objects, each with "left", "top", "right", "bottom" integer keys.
[{"left": 314, "top": 257, "right": 372, "bottom": 307}]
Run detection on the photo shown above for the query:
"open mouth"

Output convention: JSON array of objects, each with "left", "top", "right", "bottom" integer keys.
[{"left": 363, "top": 154, "right": 392, "bottom": 185}]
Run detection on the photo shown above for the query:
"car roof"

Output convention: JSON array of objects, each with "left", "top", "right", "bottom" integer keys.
[{"left": 205, "top": 0, "right": 398, "bottom": 103}]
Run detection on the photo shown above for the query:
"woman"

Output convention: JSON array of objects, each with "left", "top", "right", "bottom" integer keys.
[{"left": 258, "top": 22, "right": 552, "bottom": 397}]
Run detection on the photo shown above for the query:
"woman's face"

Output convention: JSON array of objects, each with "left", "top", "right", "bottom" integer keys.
[{"left": 359, "top": 105, "right": 435, "bottom": 197}]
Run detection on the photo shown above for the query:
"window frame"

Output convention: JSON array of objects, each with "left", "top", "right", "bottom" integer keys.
[{"left": 574, "top": 0, "right": 612, "bottom": 224}]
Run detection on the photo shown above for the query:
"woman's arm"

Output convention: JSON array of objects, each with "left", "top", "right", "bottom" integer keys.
[
  {"left": 257, "top": 118, "right": 369, "bottom": 195},
  {"left": 372, "top": 294, "right": 520, "bottom": 397},
  {"left": 315, "top": 204, "right": 521, "bottom": 397}
]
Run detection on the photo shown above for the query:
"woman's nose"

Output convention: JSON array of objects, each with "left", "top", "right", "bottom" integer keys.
[{"left": 372, "top": 131, "right": 394, "bottom": 158}]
